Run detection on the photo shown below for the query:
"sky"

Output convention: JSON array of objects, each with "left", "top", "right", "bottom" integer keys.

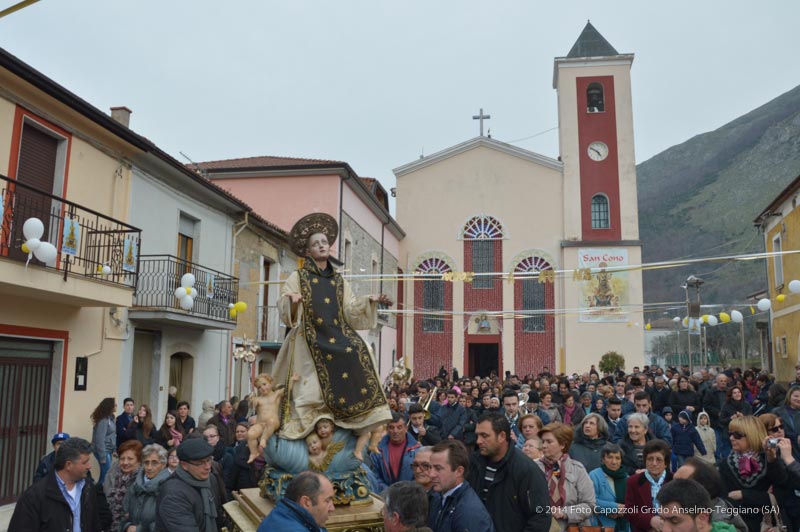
[{"left": 2, "top": 1, "right": 799, "bottom": 215}]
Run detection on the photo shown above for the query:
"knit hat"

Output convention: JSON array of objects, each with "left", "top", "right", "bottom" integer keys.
[
  {"left": 661, "top": 406, "right": 673, "bottom": 415},
  {"left": 679, "top": 410, "right": 692, "bottom": 422}
]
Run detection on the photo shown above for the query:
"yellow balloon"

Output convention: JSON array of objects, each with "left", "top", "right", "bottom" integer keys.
[
  {"left": 701, "top": 314, "right": 709, "bottom": 323},
  {"left": 777, "top": 294, "right": 786, "bottom": 303},
  {"left": 229, "top": 309, "right": 238, "bottom": 319},
  {"left": 645, "top": 323, "right": 652, "bottom": 330},
  {"left": 234, "top": 301, "right": 248, "bottom": 313},
  {"left": 719, "top": 312, "right": 731, "bottom": 323},
  {"left": 21, "top": 243, "right": 30, "bottom": 253}
]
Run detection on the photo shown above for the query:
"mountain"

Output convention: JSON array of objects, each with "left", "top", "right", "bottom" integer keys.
[{"left": 637, "top": 84, "right": 800, "bottom": 305}]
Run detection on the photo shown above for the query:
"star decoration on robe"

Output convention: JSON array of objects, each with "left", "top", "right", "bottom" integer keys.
[
  {"left": 346, "top": 347, "right": 353, "bottom": 353},
  {"left": 333, "top": 318, "right": 339, "bottom": 326},
  {"left": 330, "top": 280, "right": 335, "bottom": 285},
  {"left": 316, "top": 317, "right": 323, "bottom": 325},
  {"left": 360, "top": 388, "right": 367, "bottom": 395},
  {"left": 339, "top": 397, "right": 346, "bottom": 404},
  {"left": 326, "top": 354, "right": 333, "bottom": 361},
  {"left": 342, "top": 372, "right": 349, "bottom": 379},
  {"left": 324, "top": 297, "right": 331, "bottom": 304},
  {"left": 329, "top": 337, "right": 336, "bottom": 344},
  {"left": 312, "top": 278, "right": 319, "bottom": 284}
]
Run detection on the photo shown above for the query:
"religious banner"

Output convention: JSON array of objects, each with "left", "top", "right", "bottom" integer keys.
[
  {"left": 578, "top": 248, "right": 629, "bottom": 322},
  {"left": 61, "top": 217, "right": 80, "bottom": 256},
  {"left": 122, "top": 236, "right": 138, "bottom": 273}
]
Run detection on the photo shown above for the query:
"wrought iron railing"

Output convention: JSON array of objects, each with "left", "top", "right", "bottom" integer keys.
[
  {"left": 258, "top": 305, "right": 285, "bottom": 343},
  {"left": 0, "top": 173, "right": 141, "bottom": 288},
  {"left": 134, "top": 255, "right": 238, "bottom": 322}
]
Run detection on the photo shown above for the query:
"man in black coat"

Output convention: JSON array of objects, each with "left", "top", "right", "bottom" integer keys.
[
  {"left": 407, "top": 402, "right": 443, "bottom": 446},
  {"left": 438, "top": 389, "right": 468, "bottom": 441},
  {"left": 650, "top": 376, "right": 672, "bottom": 415},
  {"left": 155, "top": 438, "right": 224, "bottom": 532},
  {"left": 467, "top": 413, "right": 551, "bottom": 532},
  {"left": 10, "top": 437, "right": 101, "bottom": 532},
  {"left": 702, "top": 373, "right": 729, "bottom": 460}
]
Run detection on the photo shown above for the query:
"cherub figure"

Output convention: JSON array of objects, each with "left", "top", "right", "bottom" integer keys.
[
  {"left": 306, "top": 433, "right": 325, "bottom": 469},
  {"left": 247, "top": 372, "right": 299, "bottom": 464},
  {"left": 314, "top": 418, "right": 335, "bottom": 450},
  {"left": 354, "top": 426, "right": 384, "bottom": 462}
]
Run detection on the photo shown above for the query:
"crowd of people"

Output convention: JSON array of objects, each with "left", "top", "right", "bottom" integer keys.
[{"left": 9, "top": 362, "right": 800, "bottom": 532}]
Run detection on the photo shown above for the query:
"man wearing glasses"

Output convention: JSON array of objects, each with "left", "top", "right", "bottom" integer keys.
[
  {"left": 155, "top": 438, "right": 224, "bottom": 532},
  {"left": 411, "top": 447, "right": 434, "bottom": 492}
]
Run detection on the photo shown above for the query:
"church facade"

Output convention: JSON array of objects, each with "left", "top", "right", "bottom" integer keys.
[{"left": 394, "top": 23, "right": 645, "bottom": 377}]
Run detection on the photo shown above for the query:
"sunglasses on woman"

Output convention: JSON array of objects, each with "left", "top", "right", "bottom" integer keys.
[
  {"left": 729, "top": 431, "right": 745, "bottom": 440},
  {"left": 769, "top": 425, "right": 784, "bottom": 434}
]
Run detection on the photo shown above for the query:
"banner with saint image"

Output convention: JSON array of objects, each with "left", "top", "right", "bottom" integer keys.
[{"left": 578, "top": 248, "right": 629, "bottom": 322}]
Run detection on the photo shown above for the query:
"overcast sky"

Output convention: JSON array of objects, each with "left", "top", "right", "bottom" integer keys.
[{"left": 2, "top": 1, "right": 798, "bottom": 215}]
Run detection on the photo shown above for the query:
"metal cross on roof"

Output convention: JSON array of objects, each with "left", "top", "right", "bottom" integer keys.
[{"left": 472, "top": 108, "right": 491, "bottom": 137}]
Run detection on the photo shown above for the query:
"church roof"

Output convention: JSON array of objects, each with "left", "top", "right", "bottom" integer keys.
[
  {"left": 393, "top": 136, "right": 562, "bottom": 177},
  {"left": 566, "top": 21, "right": 619, "bottom": 58}
]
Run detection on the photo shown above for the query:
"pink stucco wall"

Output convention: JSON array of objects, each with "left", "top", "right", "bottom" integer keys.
[
  {"left": 341, "top": 182, "right": 400, "bottom": 258},
  {"left": 216, "top": 174, "right": 341, "bottom": 243}
]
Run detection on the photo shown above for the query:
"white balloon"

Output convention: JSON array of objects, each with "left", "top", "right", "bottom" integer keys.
[
  {"left": 33, "top": 242, "right": 57, "bottom": 263},
  {"left": 174, "top": 287, "right": 187, "bottom": 299},
  {"left": 707, "top": 315, "right": 718, "bottom": 326},
  {"left": 789, "top": 280, "right": 800, "bottom": 294},
  {"left": 22, "top": 218, "right": 44, "bottom": 240},
  {"left": 757, "top": 298, "right": 771, "bottom": 312},
  {"left": 731, "top": 310, "right": 744, "bottom": 323},
  {"left": 25, "top": 238, "right": 41, "bottom": 251},
  {"left": 179, "top": 295, "right": 194, "bottom": 310},
  {"left": 672, "top": 316, "right": 681, "bottom": 323},
  {"left": 228, "top": 303, "right": 235, "bottom": 309},
  {"left": 101, "top": 265, "right": 112, "bottom": 275},
  {"left": 180, "top": 273, "right": 196, "bottom": 288}
]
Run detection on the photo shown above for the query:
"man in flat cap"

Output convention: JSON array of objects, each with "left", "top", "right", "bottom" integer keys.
[{"left": 155, "top": 438, "right": 224, "bottom": 532}]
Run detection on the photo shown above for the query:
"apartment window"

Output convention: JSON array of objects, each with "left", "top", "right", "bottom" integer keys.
[{"left": 773, "top": 235, "right": 784, "bottom": 287}]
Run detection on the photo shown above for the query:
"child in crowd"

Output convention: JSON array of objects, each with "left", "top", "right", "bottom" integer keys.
[
  {"left": 671, "top": 409, "right": 707, "bottom": 469},
  {"left": 693, "top": 411, "right": 716, "bottom": 465}
]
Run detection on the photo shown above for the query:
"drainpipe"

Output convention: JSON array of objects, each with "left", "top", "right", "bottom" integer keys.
[
  {"left": 227, "top": 211, "right": 250, "bottom": 399},
  {"left": 339, "top": 173, "right": 348, "bottom": 258},
  {"left": 378, "top": 219, "right": 387, "bottom": 375}
]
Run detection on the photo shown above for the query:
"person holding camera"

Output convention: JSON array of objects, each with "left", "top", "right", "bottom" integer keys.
[
  {"left": 759, "top": 413, "right": 800, "bottom": 532},
  {"left": 718, "top": 415, "right": 789, "bottom": 532}
]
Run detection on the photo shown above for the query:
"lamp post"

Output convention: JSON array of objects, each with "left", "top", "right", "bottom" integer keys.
[
  {"left": 672, "top": 316, "right": 681, "bottom": 367},
  {"left": 683, "top": 275, "right": 705, "bottom": 374},
  {"left": 233, "top": 336, "right": 261, "bottom": 394}
]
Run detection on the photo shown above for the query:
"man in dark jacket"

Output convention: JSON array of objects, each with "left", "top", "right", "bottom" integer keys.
[
  {"left": 155, "top": 438, "right": 224, "bottom": 531},
  {"left": 702, "top": 373, "right": 729, "bottom": 460},
  {"left": 438, "top": 389, "right": 468, "bottom": 441},
  {"left": 116, "top": 397, "right": 137, "bottom": 448},
  {"left": 428, "top": 440, "right": 494, "bottom": 532},
  {"left": 10, "top": 437, "right": 101, "bottom": 532},
  {"left": 467, "top": 413, "right": 551, "bottom": 532},
  {"left": 33, "top": 432, "right": 70, "bottom": 483},
  {"left": 257, "top": 471, "right": 335, "bottom": 532},
  {"left": 206, "top": 400, "right": 237, "bottom": 447},
  {"left": 408, "top": 403, "right": 443, "bottom": 446},
  {"left": 649, "top": 376, "right": 671, "bottom": 415}
]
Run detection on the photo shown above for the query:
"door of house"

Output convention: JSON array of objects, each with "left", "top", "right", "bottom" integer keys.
[
  {"left": 9, "top": 123, "right": 60, "bottom": 262},
  {"left": 0, "top": 339, "right": 53, "bottom": 504}
]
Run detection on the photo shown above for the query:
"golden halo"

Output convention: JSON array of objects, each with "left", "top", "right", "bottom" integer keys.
[{"left": 289, "top": 213, "right": 338, "bottom": 257}]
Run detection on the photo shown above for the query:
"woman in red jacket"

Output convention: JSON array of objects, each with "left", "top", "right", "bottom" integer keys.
[{"left": 623, "top": 439, "right": 672, "bottom": 532}]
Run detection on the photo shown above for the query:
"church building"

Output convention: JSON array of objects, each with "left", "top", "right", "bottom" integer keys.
[{"left": 394, "top": 23, "right": 645, "bottom": 377}]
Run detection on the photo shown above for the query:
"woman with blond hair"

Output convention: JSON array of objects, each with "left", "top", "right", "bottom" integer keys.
[
  {"left": 535, "top": 422, "right": 595, "bottom": 532},
  {"left": 719, "top": 415, "right": 789, "bottom": 532}
]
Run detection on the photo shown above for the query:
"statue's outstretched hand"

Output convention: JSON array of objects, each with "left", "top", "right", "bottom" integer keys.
[
  {"left": 286, "top": 292, "right": 303, "bottom": 304},
  {"left": 370, "top": 294, "right": 393, "bottom": 307}
]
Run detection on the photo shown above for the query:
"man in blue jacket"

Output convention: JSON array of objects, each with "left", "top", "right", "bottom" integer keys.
[
  {"left": 257, "top": 471, "right": 335, "bottom": 532},
  {"left": 612, "top": 391, "right": 673, "bottom": 444},
  {"left": 428, "top": 440, "right": 494, "bottom": 532},
  {"left": 438, "top": 389, "right": 467, "bottom": 441},
  {"left": 370, "top": 411, "right": 421, "bottom": 492},
  {"left": 116, "top": 397, "right": 137, "bottom": 448}
]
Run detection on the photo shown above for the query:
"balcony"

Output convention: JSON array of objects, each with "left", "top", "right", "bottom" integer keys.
[
  {"left": 131, "top": 255, "right": 239, "bottom": 330},
  {"left": 258, "top": 305, "right": 286, "bottom": 347},
  {"left": 0, "top": 174, "right": 141, "bottom": 307}
]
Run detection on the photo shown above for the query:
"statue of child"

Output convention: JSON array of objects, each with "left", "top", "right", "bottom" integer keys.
[{"left": 247, "top": 372, "right": 299, "bottom": 464}]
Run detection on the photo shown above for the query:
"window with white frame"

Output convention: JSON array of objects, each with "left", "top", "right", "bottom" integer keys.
[{"left": 773, "top": 234, "right": 784, "bottom": 287}]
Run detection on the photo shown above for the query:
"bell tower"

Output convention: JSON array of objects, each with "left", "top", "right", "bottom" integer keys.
[
  {"left": 555, "top": 21, "right": 638, "bottom": 243},
  {"left": 554, "top": 22, "right": 644, "bottom": 373}
]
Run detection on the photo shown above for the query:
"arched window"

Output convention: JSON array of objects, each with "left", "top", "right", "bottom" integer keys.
[
  {"left": 587, "top": 82, "right": 605, "bottom": 113},
  {"left": 591, "top": 194, "right": 610, "bottom": 229},
  {"left": 516, "top": 257, "right": 552, "bottom": 332},
  {"left": 462, "top": 215, "right": 503, "bottom": 289},
  {"left": 416, "top": 257, "right": 452, "bottom": 332}
]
